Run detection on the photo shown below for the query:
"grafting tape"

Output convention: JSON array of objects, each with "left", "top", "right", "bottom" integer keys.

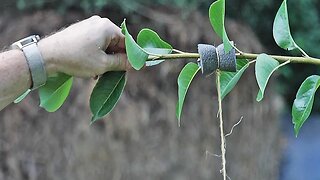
[
  {"left": 197, "top": 44, "right": 218, "bottom": 76},
  {"left": 197, "top": 43, "right": 236, "bottom": 76},
  {"left": 216, "top": 43, "right": 236, "bottom": 72}
]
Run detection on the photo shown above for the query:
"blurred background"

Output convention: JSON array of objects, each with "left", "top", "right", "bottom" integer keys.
[{"left": 0, "top": 0, "right": 319, "bottom": 179}]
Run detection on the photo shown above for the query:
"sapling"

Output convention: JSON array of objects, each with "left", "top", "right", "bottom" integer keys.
[{"left": 14, "top": 0, "right": 320, "bottom": 179}]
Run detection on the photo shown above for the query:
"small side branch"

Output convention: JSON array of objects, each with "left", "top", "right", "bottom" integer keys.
[
  {"left": 225, "top": 116, "right": 243, "bottom": 138},
  {"left": 205, "top": 150, "right": 221, "bottom": 159}
]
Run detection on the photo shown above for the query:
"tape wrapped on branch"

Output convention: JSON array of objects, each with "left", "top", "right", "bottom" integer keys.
[{"left": 197, "top": 43, "right": 236, "bottom": 76}]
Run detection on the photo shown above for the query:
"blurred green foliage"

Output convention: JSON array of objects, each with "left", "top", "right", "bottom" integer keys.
[
  {"left": 213, "top": 0, "right": 320, "bottom": 111},
  {"left": 7, "top": 0, "right": 320, "bottom": 110},
  {"left": 11, "top": 0, "right": 205, "bottom": 14},
  {"left": 228, "top": 0, "right": 320, "bottom": 111},
  {"left": 14, "top": 0, "right": 140, "bottom": 13}
]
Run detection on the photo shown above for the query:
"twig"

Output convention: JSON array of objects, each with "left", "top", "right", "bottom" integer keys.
[
  {"left": 216, "top": 70, "right": 227, "bottom": 180},
  {"left": 226, "top": 174, "right": 232, "bottom": 180},
  {"left": 225, "top": 116, "right": 243, "bottom": 138},
  {"left": 146, "top": 50, "right": 320, "bottom": 66},
  {"left": 205, "top": 150, "right": 221, "bottom": 159}
]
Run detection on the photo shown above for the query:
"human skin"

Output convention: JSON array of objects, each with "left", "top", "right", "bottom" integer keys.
[{"left": 0, "top": 15, "right": 129, "bottom": 110}]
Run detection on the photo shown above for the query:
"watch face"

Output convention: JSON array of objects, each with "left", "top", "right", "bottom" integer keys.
[
  {"left": 20, "top": 38, "right": 34, "bottom": 46},
  {"left": 11, "top": 35, "right": 39, "bottom": 49}
]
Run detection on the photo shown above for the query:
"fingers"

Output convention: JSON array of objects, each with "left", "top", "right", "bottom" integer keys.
[
  {"left": 106, "top": 29, "right": 125, "bottom": 53},
  {"left": 106, "top": 36, "right": 125, "bottom": 54},
  {"left": 99, "top": 18, "right": 126, "bottom": 53},
  {"left": 101, "top": 52, "right": 131, "bottom": 71}
]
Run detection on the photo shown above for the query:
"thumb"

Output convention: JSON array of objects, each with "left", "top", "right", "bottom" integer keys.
[{"left": 103, "top": 53, "right": 131, "bottom": 71}]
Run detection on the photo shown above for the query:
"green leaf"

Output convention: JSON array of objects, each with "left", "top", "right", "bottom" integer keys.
[
  {"left": 292, "top": 75, "right": 320, "bottom": 136},
  {"left": 121, "top": 20, "right": 148, "bottom": 70},
  {"left": 137, "top": 28, "right": 172, "bottom": 53},
  {"left": 176, "top": 62, "right": 200, "bottom": 126},
  {"left": 145, "top": 60, "right": 165, "bottom": 67},
  {"left": 220, "top": 59, "right": 249, "bottom": 100},
  {"left": 273, "top": 0, "right": 300, "bottom": 51},
  {"left": 90, "top": 71, "right": 127, "bottom": 123},
  {"left": 209, "top": 0, "right": 232, "bottom": 52},
  {"left": 14, "top": 89, "right": 31, "bottom": 103},
  {"left": 137, "top": 28, "right": 172, "bottom": 66},
  {"left": 255, "top": 54, "right": 281, "bottom": 102},
  {"left": 39, "top": 73, "right": 73, "bottom": 112}
]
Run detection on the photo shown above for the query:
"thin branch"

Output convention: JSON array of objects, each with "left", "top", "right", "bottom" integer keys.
[
  {"left": 205, "top": 150, "right": 221, "bottom": 159},
  {"left": 146, "top": 51, "right": 320, "bottom": 66},
  {"left": 216, "top": 70, "right": 227, "bottom": 180},
  {"left": 147, "top": 53, "right": 200, "bottom": 61},
  {"left": 236, "top": 53, "right": 320, "bottom": 65},
  {"left": 225, "top": 116, "right": 243, "bottom": 138},
  {"left": 226, "top": 174, "right": 232, "bottom": 180}
]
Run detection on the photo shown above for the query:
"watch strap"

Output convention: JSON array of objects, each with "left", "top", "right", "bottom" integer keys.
[{"left": 22, "top": 43, "right": 47, "bottom": 90}]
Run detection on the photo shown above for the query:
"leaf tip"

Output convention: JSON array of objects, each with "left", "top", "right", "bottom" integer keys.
[
  {"left": 121, "top": 19, "right": 127, "bottom": 34},
  {"left": 256, "top": 91, "right": 263, "bottom": 102},
  {"left": 177, "top": 113, "right": 182, "bottom": 127},
  {"left": 39, "top": 102, "right": 60, "bottom": 113},
  {"left": 132, "top": 65, "right": 142, "bottom": 70},
  {"left": 294, "top": 125, "right": 300, "bottom": 137},
  {"left": 90, "top": 116, "right": 99, "bottom": 125}
]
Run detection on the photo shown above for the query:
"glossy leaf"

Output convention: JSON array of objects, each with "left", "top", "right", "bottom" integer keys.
[
  {"left": 255, "top": 54, "right": 281, "bottom": 102},
  {"left": 145, "top": 60, "right": 165, "bottom": 67},
  {"left": 137, "top": 28, "right": 172, "bottom": 66},
  {"left": 273, "top": 0, "right": 299, "bottom": 51},
  {"left": 209, "top": 0, "right": 232, "bottom": 52},
  {"left": 292, "top": 75, "right": 320, "bottom": 136},
  {"left": 90, "top": 71, "right": 127, "bottom": 123},
  {"left": 220, "top": 59, "right": 249, "bottom": 100},
  {"left": 137, "top": 28, "right": 172, "bottom": 53},
  {"left": 176, "top": 62, "right": 200, "bottom": 126},
  {"left": 14, "top": 89, "right": 31, "bottom": 103},
  {"left": 121, "top": 20, "right": 148, "bottom": 70},
  {"left": 39, "top": 73, "right": 73, "bottom": 112}
]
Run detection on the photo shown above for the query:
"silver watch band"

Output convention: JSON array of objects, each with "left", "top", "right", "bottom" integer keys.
[
  {"left": 22, "top": 43, "right": 47, "bottom": 90},
  {"left": 12, "top": 35, "right": 47, "bottom": 90}
]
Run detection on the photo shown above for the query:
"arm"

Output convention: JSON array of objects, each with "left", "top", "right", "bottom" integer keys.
[
  {"left": 0, "top": 50, "right": 32, "bottom": 110},
  {"left": 0, "top": 15, "right": 129, "bottom": 110}
]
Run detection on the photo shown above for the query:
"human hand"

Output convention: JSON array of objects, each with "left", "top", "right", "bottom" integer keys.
[{"left": 38, "top": 15, "right": 130, "bottom": 78}]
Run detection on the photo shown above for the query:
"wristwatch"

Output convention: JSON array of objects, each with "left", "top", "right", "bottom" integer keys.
[{"left": 11, "top": 35, "right": 47, "bottom": 90}]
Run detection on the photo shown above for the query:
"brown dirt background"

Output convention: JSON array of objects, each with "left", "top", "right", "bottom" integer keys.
[{"left": 0, "top": 8, "right": 282, "bottom": 180}]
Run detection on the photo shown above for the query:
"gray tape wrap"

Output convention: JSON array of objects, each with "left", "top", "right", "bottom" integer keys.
[
  {"left": 197, "top": 44, "right": 218, "bottom": 76},
  {"left": 197, "top": 43, "right": 237, "bottom": 76},
  {"left": 216, "top": 43, "right": 236, "bottom": 72},
  {"left": 22, "top": 43, "right": 47, "bottom": 90}
]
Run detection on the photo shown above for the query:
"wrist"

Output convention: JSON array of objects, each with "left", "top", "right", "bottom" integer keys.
[
  {"left": 12, "top": 35, "right": 48, "bottom": 90},
  {"left": 38, "top": 37, "right": 59, "bottom": 76}
]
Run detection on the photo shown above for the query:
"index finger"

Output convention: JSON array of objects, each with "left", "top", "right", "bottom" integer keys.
[{"left": 106, "top": 25, "right": 126, "bottom": 53}]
